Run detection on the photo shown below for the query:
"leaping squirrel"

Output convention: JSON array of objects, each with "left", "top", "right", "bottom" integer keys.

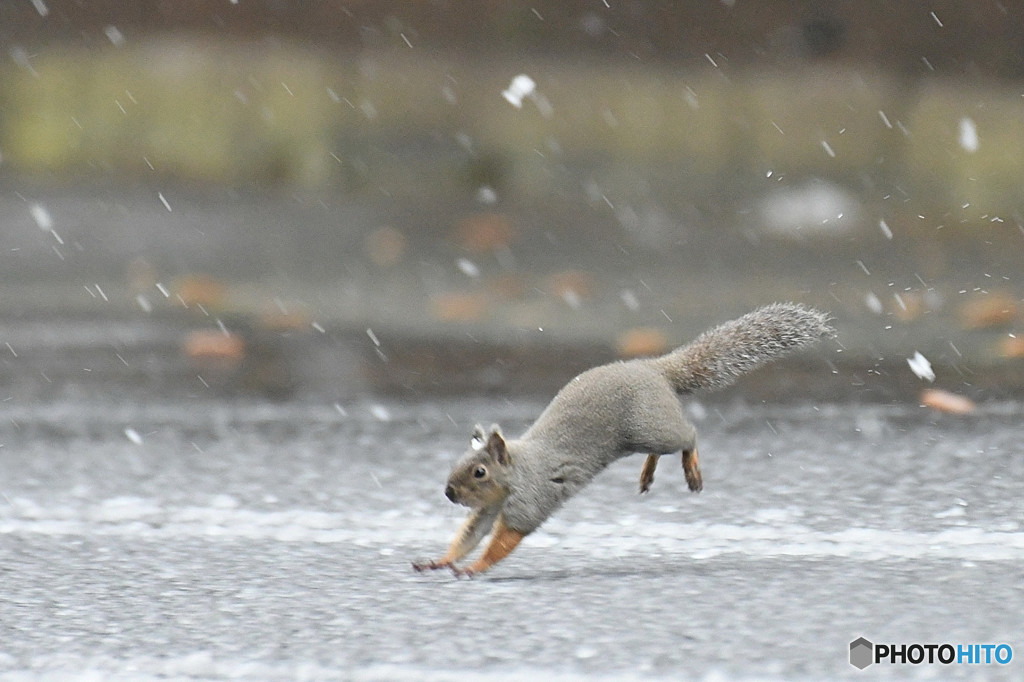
[{"left": 413, "top": 302, "right": 834, "bottom": 576}]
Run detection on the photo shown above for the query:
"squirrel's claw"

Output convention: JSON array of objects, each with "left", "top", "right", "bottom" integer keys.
[{"left": 449, "top": 564, "right": 476, "bottom": 579}]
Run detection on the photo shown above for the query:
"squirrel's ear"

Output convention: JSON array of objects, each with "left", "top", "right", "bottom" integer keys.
[
  {"left": 471, "top": 424, "right": 487, "bottom": 449},
  {"left": 485, "top": 425, "right": 510, "bottom": 466}
]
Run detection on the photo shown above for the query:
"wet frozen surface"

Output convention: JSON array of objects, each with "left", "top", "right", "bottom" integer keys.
[{"left": 0, "top": 397, "right": 1022, "bottom": 680}]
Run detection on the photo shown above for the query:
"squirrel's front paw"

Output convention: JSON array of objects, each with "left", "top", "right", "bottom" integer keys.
[
  {"left": 448, "top": 564, "right": 476, "bottom": 579},
  {"left": 411, "top": 559, "right": 451, "bottom": 572}
]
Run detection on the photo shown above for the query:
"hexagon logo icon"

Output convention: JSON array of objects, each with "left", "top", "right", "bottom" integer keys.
[{"left": 850, "top": 637, "right": 874, "bottom": 669}]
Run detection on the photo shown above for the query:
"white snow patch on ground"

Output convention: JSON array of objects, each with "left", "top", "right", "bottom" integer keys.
[
  {"left": 0, "top": 656, "right": 738, "bottom": 682},
  {"left": 2, "top": 499, "right": 1022, "bottom": 562}
]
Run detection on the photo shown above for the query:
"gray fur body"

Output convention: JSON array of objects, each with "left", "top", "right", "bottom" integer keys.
[
  {"left": 501, "top": 360, "right": 696, "bottom": 532},
  {"left": 445, "top": 302, "right": 833, "bottom": 537}
]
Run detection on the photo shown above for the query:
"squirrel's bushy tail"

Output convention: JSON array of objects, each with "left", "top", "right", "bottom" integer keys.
[{"left": 655, "top": 302, "right": 834, "bottom": 393}]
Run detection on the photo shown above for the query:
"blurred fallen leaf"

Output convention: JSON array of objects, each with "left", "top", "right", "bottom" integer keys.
[
  {"left": 920, "top": 388, "right": 976, "bottom": 415},
  {"left": 891, "top": 291, "right": 925, "bottom": 322},
  {"left": 260, "top": 309, "right": 312, "bottom": 332},
  {"left": 183, "top": 329, "right": 246, "bottom": 365},
  {"left": 364, "top": 225, "right": 407, "bottom": 267},
  {"left": 175, "top": 274, "right": 227, "bottom": 309},
  {"left": 453, "top": 213, "right": 516, "bottom": 252},
  {"left": 998, "top": 335, "right": 1024, "bottom": 359},
  {"left": 958, "top": 293, "right": 1018, "bottom": 329},
  {"left": 430, "top": 292, "right": 488, "bottom": 322},
  {"left": 616, "top": 328, "right": 669, "bottom": 358},
  {"left": 545, "top": 270, "right": 596, "bottom": 302}
]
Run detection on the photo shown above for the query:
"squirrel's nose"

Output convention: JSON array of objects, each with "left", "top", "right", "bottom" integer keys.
[{"left": 444, "top": 485, "right": 456, "bottom": 502}]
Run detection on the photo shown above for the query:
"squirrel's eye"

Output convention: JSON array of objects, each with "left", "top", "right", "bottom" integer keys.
[{"left": 473, "top": 466, "right": 487, "bottom": 479}]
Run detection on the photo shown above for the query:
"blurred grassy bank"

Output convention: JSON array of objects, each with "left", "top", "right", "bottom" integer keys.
[
  {"left": 3, "top": 40, "right": 1023, "bottom": 403},
  {"left": 4, "top": 40, "right": 1024, "bottom": 219}
]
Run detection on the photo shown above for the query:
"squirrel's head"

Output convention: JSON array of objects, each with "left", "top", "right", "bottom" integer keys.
[{"left": 444, "top": 424, "right": 511, "bottom": 509}]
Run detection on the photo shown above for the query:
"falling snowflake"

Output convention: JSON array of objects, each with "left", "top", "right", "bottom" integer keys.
[
  {"left": 456, "top": 258, "right": 480, "bottom": 278},
  {"left": 501, "top": 74, "right": 536, "bottom": 109},
  {"left": 29, "top": 203, "right": 52, "bottom": 231},
  {"left": 864, "top": 292, "right": 883, "bottom": 315},
  {"left": 958, "top": 117, "right": 978, "bottom": 153},
  {"left": 907, "top": 351, "right": 935, "bottom": 382}
]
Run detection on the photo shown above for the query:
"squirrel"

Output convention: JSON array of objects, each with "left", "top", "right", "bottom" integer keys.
[{"left": 413, "top": 302, "right": 834, "bottom": 577}]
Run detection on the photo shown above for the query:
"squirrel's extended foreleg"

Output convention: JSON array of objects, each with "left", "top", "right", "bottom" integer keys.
[
  {"left": 412, "top": 506, "right": 499, "bottom": 572},
  {"left": 451, "top": 515, "right": 525, "bottom": 577}
]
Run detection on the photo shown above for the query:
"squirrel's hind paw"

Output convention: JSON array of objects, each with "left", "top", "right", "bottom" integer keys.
[
  {"left": 639, "top": 454, "right": 658, "bottom": 494},
  {"left": 682, "top": 449, "right": 702, "bottom": 492}
]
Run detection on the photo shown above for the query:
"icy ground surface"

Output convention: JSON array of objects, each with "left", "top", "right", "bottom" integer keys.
[{"left": 0, "top": 398, "right": 1021, "bottom": 680}]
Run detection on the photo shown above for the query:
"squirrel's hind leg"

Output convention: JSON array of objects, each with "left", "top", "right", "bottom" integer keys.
[
  {"left": 640, "top": 450, "right": 701, "bottom": 493},
  {"left": 682, "top": 449, "right": 702, "bottom": 492},
  {"left": 639, "top": 454, "right": 659, "bottom": 493}
]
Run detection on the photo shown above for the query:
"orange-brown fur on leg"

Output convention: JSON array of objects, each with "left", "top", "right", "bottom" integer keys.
[
  {"left": 452, "top": 515, "right": 525, "bottom": 577},
  {"left": 683, "top": 449, "right": 702, "bottom": 492},
  {"left": 412, "top": 507, "right": 498, "bottom": 572},
  {"left": 416, "top": 305, "right": 830, "bottom": 576},
  {"left": 640, "top": 451, "right": 702, "bottom": 493},
  {"left": 639, "top": 454, "right": 658, "bottom": 493}
]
